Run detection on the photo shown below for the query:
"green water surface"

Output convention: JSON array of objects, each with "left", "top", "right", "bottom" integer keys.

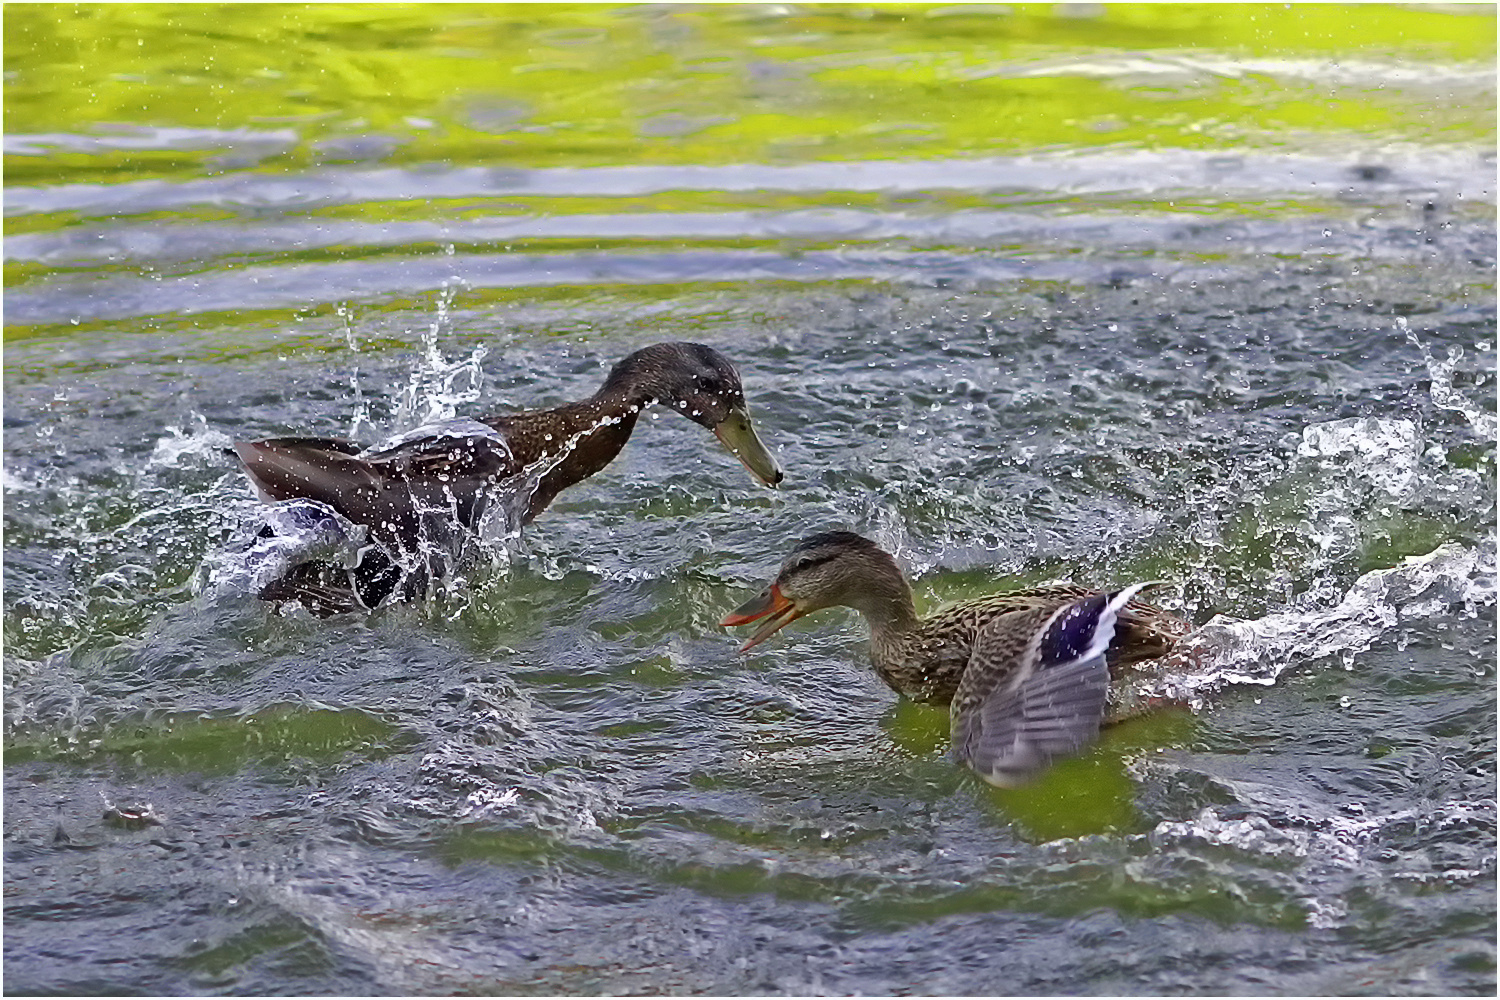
[{"left": 4, "top": 4, "right": 1495, "bottom": 996}]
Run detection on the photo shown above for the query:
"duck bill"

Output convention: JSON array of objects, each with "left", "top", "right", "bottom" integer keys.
[
  {"left": 712, "top": 404, "right": 783, "bottom": 488},
  {"left": 719, "top": 583, "right": 802, "bottom": 651}
]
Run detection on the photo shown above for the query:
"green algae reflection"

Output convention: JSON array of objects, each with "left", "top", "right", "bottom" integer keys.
[
  {"left": 5, "top": 703, "right": 414, "bottom": 773},
  {"left": 5, "top": 4, "right": 1492, "bottom": 188}
]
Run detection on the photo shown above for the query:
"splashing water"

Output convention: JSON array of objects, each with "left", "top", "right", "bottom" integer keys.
[
  {"left": 391, "top": 280, "right": 488, "bottom": 430},
  {"left": 147, "top": 419, "right": 235, "bottom": 471},
  {"left": 1297, "top": 417, "right": 1422, "bottom": 501},
  {"left": 1122, "top": 538, "right": 1495, "bottom": 715},
  {"left": 198, "top": 498, "right": 368, "bottom": 601},
  {"left": 1405, "top": 319, "right": 1497, "bottom": 441}
]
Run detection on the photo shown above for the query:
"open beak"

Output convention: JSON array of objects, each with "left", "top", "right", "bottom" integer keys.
[
  {"left": 713, "top": 404, "right": 783, "bottom": 488},
  {"left": 719, "top": 583, "right": 802, "bottom": 651}
]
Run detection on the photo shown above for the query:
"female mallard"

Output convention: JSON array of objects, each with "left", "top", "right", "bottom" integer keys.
[
  {"left": 234, "top": 342, "right": 783, "bottom": 610},
  {"left": 721, "top": 531, "right": 1192, "bottom": 787}
]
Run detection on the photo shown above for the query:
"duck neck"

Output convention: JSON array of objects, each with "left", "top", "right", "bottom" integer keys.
[
  {"left": 853, "top": 564, "right": 922, "bottom": 646},
  {"left": 488, "top": 387, "right": 646, "bottom": 522}
]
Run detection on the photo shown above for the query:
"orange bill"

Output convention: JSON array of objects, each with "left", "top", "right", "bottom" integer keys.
[{"left": 719, "top": 583, "right": 802, "bottom": 651}]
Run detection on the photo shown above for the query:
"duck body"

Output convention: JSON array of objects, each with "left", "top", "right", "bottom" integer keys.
[
  {"left": 235, "top": 401, "right": 638, "bottom": 548},
  {"left": 721, "top": 532, "right": 1192, "bottom": 787},
  {"left": 864, "top": 583, "right": 1187, "bottom": 708},
  {"left": 233, "top": 342, "right": 783, "bottom": 610}
]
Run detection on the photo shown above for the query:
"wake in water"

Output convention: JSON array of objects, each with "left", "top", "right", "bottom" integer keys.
[
  {"left": 1114, "top": 538, "right": 1496, "bottom": 719},
  {"left": 1122, "top": 343, "right": 1495, "bottom": 716}
]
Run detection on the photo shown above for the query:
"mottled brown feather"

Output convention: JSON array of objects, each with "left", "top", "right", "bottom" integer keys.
[
  {"left": 735, "top": 533, "right": 1191, "bottom": 726},
  {"left": 875, "top": 584, "right": 1187, "bottom": 708}
]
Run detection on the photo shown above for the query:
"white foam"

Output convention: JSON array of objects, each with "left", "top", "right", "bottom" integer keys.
[
  {"left": 148, "top": 422, "right": 234, "bottom": 469},
  {"left": 1129, "top": 540, "right": 1495, "bottom": 711},
  {"left": 1297, "top": 417, "right": 1421, "bottom": 500}
]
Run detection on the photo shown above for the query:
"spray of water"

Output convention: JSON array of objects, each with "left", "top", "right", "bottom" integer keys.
[
  {"left": 391, "top": 280, "right": 488, "bottom": 430},
  {"left": 1116, "top": 538, "right": 1495, "bottom": 717},
  {"left": 1116, "top": 320, "right": 1496, "bottom": 710},
  {"left": 1404, "top": 317, "right": 1496, "bottom": 441},
  {"left": 199, "top": 498, "right": 367, "bottom": 600}
]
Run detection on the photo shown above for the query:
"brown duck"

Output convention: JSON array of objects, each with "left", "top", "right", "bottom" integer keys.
[
  {"left": 234, "top": 342, "right": 783, "bottom": 610},
  {"left": 721, "top": 532, "right": 1192, "bottom": 787}
]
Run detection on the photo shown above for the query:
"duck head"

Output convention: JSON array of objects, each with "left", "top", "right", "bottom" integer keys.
[
  {"left": 605, "top": 342, "right": 783, "bottom": 487},
  {"left": 720, "top": 531, "right": 913, "bottom": 650}
]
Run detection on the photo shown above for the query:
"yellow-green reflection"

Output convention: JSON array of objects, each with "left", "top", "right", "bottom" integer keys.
[
  {"left": 988, "top": 709, "right": 1199, "bottom": 841},
  {"left": 886, "top": 697, "right": 1198, "bottom": 840},
  {"left": 5, "top": 4, "right": 1492, "bottom": 188},
  {"left": 4, "top": 703, "right": 409, "bottom": 772}
]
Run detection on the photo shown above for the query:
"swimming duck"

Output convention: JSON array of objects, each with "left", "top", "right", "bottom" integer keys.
[
  {"left": 721, "top": 531, "right": 1192, "bottom": 787},
  {"left": 234, "top": 342, "right": 783, "bottom": 610}
]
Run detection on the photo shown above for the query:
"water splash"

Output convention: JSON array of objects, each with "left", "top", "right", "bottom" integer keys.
[
  {"left": 1296, "top": 417, "right": 1421, "bottom": 501},
  {"left": 148, "top": 419, "right": 234, "bottom": 470},
  {"left": 1404, "top": 319, "right": 1497, "bottom": 440},
  {"left": 198, "top": 498, "right": 368, "bottom": 601},
  {"left": 335, "top": 301, "right": 381, "bottom": 440},
  {"left": 1122, "top": 539, "right": 1495, "bottom": 714},
  {"left": 205, "top": 292, "right": 535, "bottom": 610},
  {"left": 391, "top": 280, "right": 488, "bottom": 430}
]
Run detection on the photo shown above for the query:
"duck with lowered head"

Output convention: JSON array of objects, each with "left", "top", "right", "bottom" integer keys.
[
  {"left": 233, "top": 342, "right": 783, "bottom": 611},
  {"left": 721, "top": 531, "right": 1192, "bottom": 787}
]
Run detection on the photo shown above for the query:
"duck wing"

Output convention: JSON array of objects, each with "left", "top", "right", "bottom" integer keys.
[
  {"left": 951, "top": 583, "right": 1158, "bottom": 788},
  {"left": 233, "top": 421, "right": 520, "bottom": 549}
]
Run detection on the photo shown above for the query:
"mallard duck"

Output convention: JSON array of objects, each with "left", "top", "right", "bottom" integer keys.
[
  {"left": 234, "top": 342, "right": 783, "bottom": 610},
  {"left": 720, "top": 531, "right": 1192, "bottom": 787}
]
